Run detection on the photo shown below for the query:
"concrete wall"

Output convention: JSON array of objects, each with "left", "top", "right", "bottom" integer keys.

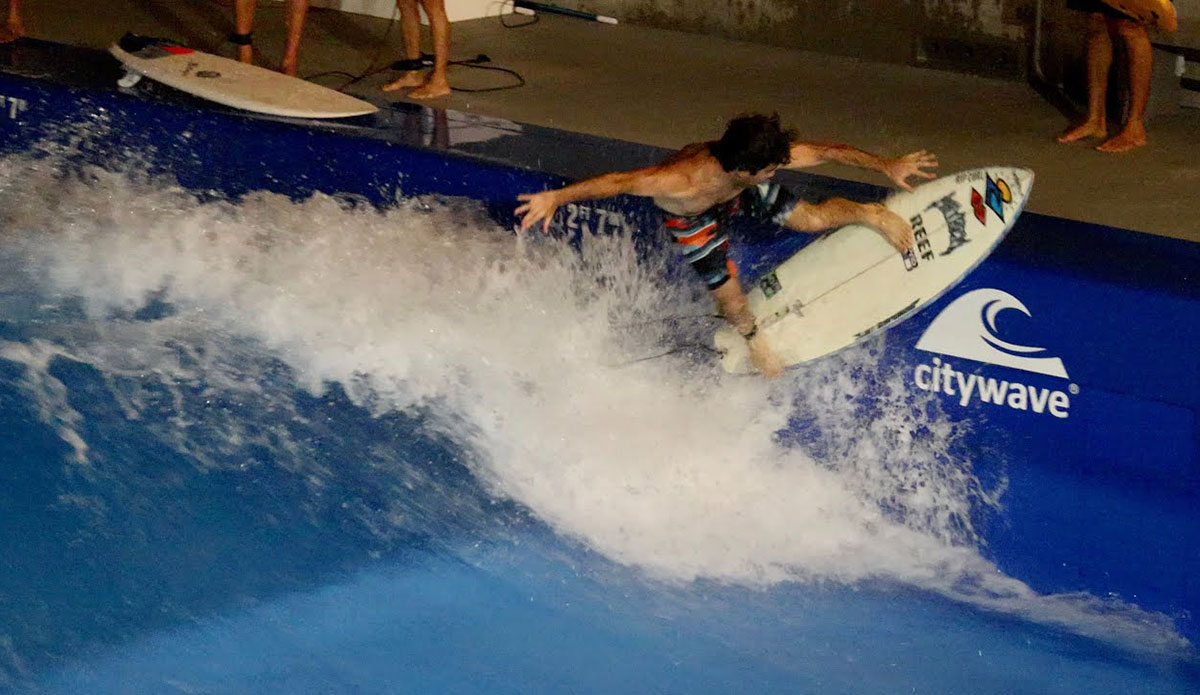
[
  {"left": 535, "top": 0, "right": 1195, "bottom": 79},
  {"left": 538, "top": 0, "right": 1032, "bottom": 70},
  {"left": 310, "top": 0, "right": 503, "bottom": 22},
  {"left": 308, "top": 0, "right": 1197, "bottom": 83}
]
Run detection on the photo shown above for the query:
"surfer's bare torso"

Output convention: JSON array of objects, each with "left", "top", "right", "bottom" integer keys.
[{"left": 648, "top": 143, "right": 772, "bottom": 217}]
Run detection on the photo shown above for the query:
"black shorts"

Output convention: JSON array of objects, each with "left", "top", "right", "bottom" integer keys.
[
  {"left": 1067, "top": 0, "right": 1135, "bottom": 21},
  {"left": 660, "top": 182, "right": 797, "bottom": 290}
]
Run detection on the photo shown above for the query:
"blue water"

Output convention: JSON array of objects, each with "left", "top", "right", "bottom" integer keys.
[{"left": 0, "top": 157, "right": 1196, "bottom": 693}]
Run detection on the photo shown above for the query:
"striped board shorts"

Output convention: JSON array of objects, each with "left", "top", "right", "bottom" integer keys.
[{"left": 660, "top": 182, "right": 798, "bottom": 290}]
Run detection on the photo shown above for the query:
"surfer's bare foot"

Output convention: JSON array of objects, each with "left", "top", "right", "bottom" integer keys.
[
  {"left": 280, "top": 56, "right": 299, "bottom": 77},
  {"left": 238, "top": 44, "right": 253, "bottom": 64},
  {"left": 1057, "top": 120, "right": 1107, "bottom": 143},
  {"left": 869, "top": 206, "right": 915, "bottom": 255},
  {"left": 748, "top": 335, "right": 784, "bottom": 379},
  {"left": 408, "top": 76, "right": 451, "bottom": 99},
  {"left": 381, "top": 71, "right": 425, "bottom": 92},
  {"left": 1096, "top": 120, "right": 1146, "bottom": 153}
]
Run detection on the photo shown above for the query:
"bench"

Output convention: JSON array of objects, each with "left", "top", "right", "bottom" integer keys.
[{"left": 1151, "top": 18, "right": 1200, "bottom": 110}]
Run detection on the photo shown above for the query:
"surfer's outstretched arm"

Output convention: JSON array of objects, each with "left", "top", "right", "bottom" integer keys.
[
  {"left": 785, "top": 143, "right": 937, "bottom": 191},
  {"left": 783, "top": 198, "right": 915, "bottom": 255},
  {"left": 515, "top": 166, "right": 684, "bottom": 233}
]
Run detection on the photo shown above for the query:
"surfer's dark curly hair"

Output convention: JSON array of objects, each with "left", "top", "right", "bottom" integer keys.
[{"left": 710, "top": 113, "right": 795, "bottom": 174}]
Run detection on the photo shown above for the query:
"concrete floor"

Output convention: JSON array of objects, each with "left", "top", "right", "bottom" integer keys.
[{"left": 13, "top": 0, "right": 1200, "bottom": 241}]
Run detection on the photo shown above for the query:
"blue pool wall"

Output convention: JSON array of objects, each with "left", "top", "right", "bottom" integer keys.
[{"left": 0, "top": 39, "right": 1196, "bottom": 642}]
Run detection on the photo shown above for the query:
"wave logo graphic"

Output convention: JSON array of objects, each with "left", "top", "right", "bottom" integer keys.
[{"left": 915, "top": 288, "right": 1068, "bottom": 378}]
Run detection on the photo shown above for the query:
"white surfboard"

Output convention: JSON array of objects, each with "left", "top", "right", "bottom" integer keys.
[
  {"left": 714, "top": 167, "right": 1034, "bottom": 374},
  {"left": 110, "top": 34, "right": 378, "bottom": 119}
]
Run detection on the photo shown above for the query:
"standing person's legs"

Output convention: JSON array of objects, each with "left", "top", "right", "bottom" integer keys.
[
  {"left": 1058, "top": 12, "right": 1113, "bottom": 142},
  {"left": 382, "top": 0, "right": 451, "bottom": 98},
  {"left": 1097, "top": 18, "right": 1151, "bottom": 152},
  {"left": 382, "top": 0, "right": 425, "bottom": 91},
  {"left": 0, "top": 0, "right": 24, "bottom": 43},
  {"left": 408, "top": 0, "right": 450, "bottom": 99},
  {"left": 233, "top": 0, "right": 257, "bottom": 65},
  {"left": 280, "top": 0, "right": 310, "bottom": 77}
]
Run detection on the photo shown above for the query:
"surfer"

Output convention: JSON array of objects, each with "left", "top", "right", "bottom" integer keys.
[
  {"left": 1057, "top": 0, "right": 1164, "bottom": 152},
  {"left": 515, "top": 113, "right": 937, "bottom": 377}
]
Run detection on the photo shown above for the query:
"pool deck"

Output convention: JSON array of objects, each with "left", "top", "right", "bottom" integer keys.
[{"left": 11, "top": 0, "right": 1200, "bottom": 242}]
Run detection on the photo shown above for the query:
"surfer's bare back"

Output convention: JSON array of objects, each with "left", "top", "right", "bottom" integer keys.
[{"left": 515, "top": 114, "right": 937, "bottom": 377}]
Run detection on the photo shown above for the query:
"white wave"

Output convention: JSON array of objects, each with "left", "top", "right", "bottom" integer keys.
[{"left": 0, "top": 155, "right": 1189, "bottom": 656}]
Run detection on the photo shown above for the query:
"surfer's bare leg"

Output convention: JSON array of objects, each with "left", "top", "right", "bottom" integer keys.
[
  {"left": 408, "top": 0, "right": 451, "bottom": 99},
  {"left": 234, "top": 0, "right": 257, "bottom": 65},
  {"left": 711, "top": 277, "right": 783, "bottom": 378},
  {"left": 0, "top": 0, "right": 24, "bottom": 43},
  {"left": 382, "top": 0, "right": 427, "bottom": 91},
  {"left": 1097, "top": 18, "right": 1150, "bottom": 153},
  {"left": 783, "top": 199, "right": 914, "bottom": 255},
  {"left": 279, "top": 0, "right": 310, "bottom": 77},
  {"left": 1058, "top": 13, "right": 1111, "bottom": 143}
]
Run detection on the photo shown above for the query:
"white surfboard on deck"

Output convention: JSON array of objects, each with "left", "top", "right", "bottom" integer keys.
[
  {"left": 714, "top": 167, "right": 1034, "bottom": 374},
  {"left": 109, "top": 34, "right": 378, "bottom": 119}
]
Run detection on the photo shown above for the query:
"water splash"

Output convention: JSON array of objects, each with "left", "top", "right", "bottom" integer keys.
[{"left": 0, "top": 154, "right": 1188, "bottom": 657}]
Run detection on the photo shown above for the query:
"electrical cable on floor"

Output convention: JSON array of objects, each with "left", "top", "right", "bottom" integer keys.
[
  {"left": 451, "top": 59, "right": 527, "bottom": 92},
  {"left": 304, "top": 2, "right": 531, "bottom": 94},
  {"left": 497, "top": 0, "right": 539, "bottom": 28},
  {"left": 394, "top": 53, "right": 524, "bottom": 92},
  {"left": 303, "top": 6, "right": 400, "bottom": 91}
]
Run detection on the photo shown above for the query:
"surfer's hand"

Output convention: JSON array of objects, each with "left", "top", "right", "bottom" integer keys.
[
  {"left": 871, "top": 206, "right": 915, "bottom": 255},
  {"left": 515, "top": 191, "right": 560, "bottom": 233},
  {"left": 884, "top": 150, "right": 938, "bottom": 191},
  {"left": 748, "top": 334, "right": 784, "bottom": 378}
]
